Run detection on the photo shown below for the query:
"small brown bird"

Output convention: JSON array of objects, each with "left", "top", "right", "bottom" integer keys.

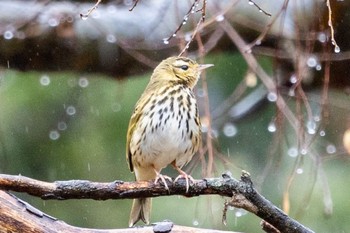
[{"left": 126, "top": 56, "right": 213, "bottom": 227}]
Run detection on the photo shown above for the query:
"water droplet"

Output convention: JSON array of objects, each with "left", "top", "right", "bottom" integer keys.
[
  {"left": 307, "top": 56, "right": 317, "bottom": 68},
  {"left": 296, "top": 168, "right": 303, "bottom": 174},
  {"left": 317, "top": 33, "right": 326, "bottom": 43},
  {"left": 248, "top": 1, "right": 254, "bottom": 5},
  {"left": 66, "top": 106, "right": 76, "bottom": 116},
  {"left": 288, "top": 147, "right": 298, "bottom": 157},
  {"left": 215, "top": 15, "right": 224, "bottom": 22},
  {"left": 267, "top": 122, "right": 276, "bottom": 132},
  {"left": 255, "top": 39, "right": 261, "bottom": 45},
  {"left": 163, "top": 39, "right": 169, "bottom": 45},
  {"left": 58, "top": 121, "right": 67, "bottom": 131},
  {"left": 111, "top": 102, "right": 122, "bottom": 112},
  {"left": 300, "top": 148, "right": 308, "bottom": 155},
  {"left": 172, "top": 34, "right": 176, "bottom": 38},
  {"left": 106, "top": 34, "right": 117, "bottom": 43},
  {"left": 316, "top": 64, "right": 322, "bottom": 71},
  {"left": 326, "top": 144, "right": 336, "bottom": 154},
  {"left": 81, "top": 14, "right": 88, "bottom": 20},
  {"left": 48, "top": 18, "right": 59, "bottom": 27},
  {"left": 40, "top": 75, "right": 50, "bottom": 86},
  {"left": 223, "top": 123, "right": 237, "bottom": 137},
  {"left": 306, "top": 120, "right": 316, "bottom": 135},
  {"left": 334, "top": 45, "right": 340, "bottom": 53},
  {"left": 235, "top": 209, "right": 247, "bottom": 217},
  {"left": 78, "top": 77, "right": 89, "bottom": 88},
  {"left": 290, "top": 74, "right": 297, "bottom": 84},
  {"left": 192, "top": 220, "right": 199, "bottom": 226},
  {"left": 267, "top": 92, "right": 277, "bottom": 102},
  {"left": 49, "top": 130, "right": 60, "bottom": 140},
  {"left": 4, "top": 31, "right": 14, "bottom": 40},
  {"left": 319, "top": 130, "right": 326, "bottom": 136},
  {"left": 182, "top": 21, "right": 187, "bottom": 25}
]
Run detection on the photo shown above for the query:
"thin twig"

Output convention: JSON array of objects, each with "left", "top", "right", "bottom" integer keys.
[
  {"left": 247, "top": 0, "right": 272, "bottom": 17},
  {"left": 129, "top": 0, "right": 140, "bottom": 11},
  {"left": 164, "top": 0, "right": 201, "bottom": 44},
  {"left": 326, "top": 0, "right": 340, "bottom": 53},
  {"left": 80, "top": 0, "right": 102, "bottom": 19}
]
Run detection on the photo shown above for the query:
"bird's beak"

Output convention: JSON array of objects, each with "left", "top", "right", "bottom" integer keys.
[{"left": 198, "top": 64, "right": 214, "bottom": 71}]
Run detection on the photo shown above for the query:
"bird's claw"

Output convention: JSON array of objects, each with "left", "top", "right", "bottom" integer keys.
[
  {"left": 154, "top": 174, "right": 172, "bottom": 191},
  {"left": 174, "top": 174, "right": 195, "bottom": 193}
]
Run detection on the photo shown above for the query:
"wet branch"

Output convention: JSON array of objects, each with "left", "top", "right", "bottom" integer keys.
[{"left": 0, "top": 171, "right": 313, "bottom": 233}]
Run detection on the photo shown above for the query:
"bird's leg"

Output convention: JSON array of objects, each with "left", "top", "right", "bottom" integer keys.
[
  {"left": 153, "top": 167, "right": 172, "bottom": 191},
  {"left": 172, "top": 162, "right": 195, "bottom": 193}
]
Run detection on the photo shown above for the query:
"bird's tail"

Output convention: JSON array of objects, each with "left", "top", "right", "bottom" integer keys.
[{"left": 128, "top": 198, "right": 152, "bottom": 227}]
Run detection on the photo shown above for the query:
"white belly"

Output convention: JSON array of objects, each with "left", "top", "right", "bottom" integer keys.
[{"left": 129, "top": 87, "right": 200, "bottom": 172}]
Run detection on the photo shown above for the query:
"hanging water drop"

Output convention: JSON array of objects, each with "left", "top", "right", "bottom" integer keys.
[
  {"left": 81, "top": 14, "right": 88, "bottom": 20},
  {"left": 267, "top": 122, "right": 276, "bottom": 132},
  {"left": 267, "top": 92, "right": 277, "bottom": 102},
  {"left": 334, "top": 46, "right": 340, "bottom": 53}
]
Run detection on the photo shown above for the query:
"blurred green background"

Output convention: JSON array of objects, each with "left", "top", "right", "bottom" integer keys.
[
  {"left": 1, "top": 0, "right": 350, "bottom": 232},
  {"left": 1, "top": 51, "right": 350, "bottom": 232}
]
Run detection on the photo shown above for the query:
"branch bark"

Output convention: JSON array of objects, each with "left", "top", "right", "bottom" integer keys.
[{"left": 0, "top": 172, "right": 314, "bottom": 233}]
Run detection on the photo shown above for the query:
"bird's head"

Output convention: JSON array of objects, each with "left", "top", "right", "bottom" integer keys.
[{"left": 152, "top": 56, "right": 214, "bottom": 88}]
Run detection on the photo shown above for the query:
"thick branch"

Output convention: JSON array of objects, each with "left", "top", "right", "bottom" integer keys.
[
  {"left": 0, "top": 190, "right": 232, "bottom": 233},
  {"left": 0, "top": 172, "right": 314, "bottom": 233}
]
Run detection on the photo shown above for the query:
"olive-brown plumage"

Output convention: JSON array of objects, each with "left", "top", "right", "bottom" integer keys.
[{"left": 126, "top": 56, "right": 213, "bottom": 227}]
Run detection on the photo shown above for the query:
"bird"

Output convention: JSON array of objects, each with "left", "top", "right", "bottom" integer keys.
[{"left": 126, "top": 56, "right": 213, "bottom": 227}]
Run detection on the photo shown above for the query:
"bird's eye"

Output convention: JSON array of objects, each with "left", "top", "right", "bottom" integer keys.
[{"left": 181, "top": 65, "right": 189, "bottom": 70}]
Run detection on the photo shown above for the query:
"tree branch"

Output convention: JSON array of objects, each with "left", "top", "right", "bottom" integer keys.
[{"left": 0, "top": 172, "right": 314, "bottom": 233}]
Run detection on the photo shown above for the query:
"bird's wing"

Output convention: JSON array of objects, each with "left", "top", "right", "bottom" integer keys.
[
  {"left": 126, "top": 85, "right": 156, "bottom": 172},
  {"left": 126, "top": 105, "right": 142, "bottom": 172}
]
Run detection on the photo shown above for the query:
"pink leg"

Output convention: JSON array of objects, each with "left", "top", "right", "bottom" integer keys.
[
  {"left": 172, "top": 162, "right": 195, "bottom": 192},
  {"left": 153, "top": 167, "right": 172, "bottom": 190}
]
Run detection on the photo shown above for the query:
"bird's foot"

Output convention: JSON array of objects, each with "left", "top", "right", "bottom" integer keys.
[
  {"left": 154, "top": 171, "right": 172, "bottom": 191},
  {"left": 174, "top": 169, "right": 195, "bottom": 193}
]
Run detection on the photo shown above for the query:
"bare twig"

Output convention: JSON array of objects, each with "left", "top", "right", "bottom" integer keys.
[
  {"left": 80, "top": 0, "right": 102, "bottom": 20},
  {"left": 326, "top": 0, "right": 340, "bottom": 53},
  {"left": 129, "top": 0, "right": 140, "bottom": 11},
  {"left": 247, "top": 0, "right": 272, "bottom": 17}
]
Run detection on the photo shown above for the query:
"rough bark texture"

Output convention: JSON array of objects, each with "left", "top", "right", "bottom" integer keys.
[{"left": 0, "top": 172, "right": 314, "bottom": 233}]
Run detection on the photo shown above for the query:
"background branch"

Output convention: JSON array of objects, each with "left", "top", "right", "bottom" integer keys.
[{"left": 0, "top": 172, "right": 314, "bottom": 233}]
